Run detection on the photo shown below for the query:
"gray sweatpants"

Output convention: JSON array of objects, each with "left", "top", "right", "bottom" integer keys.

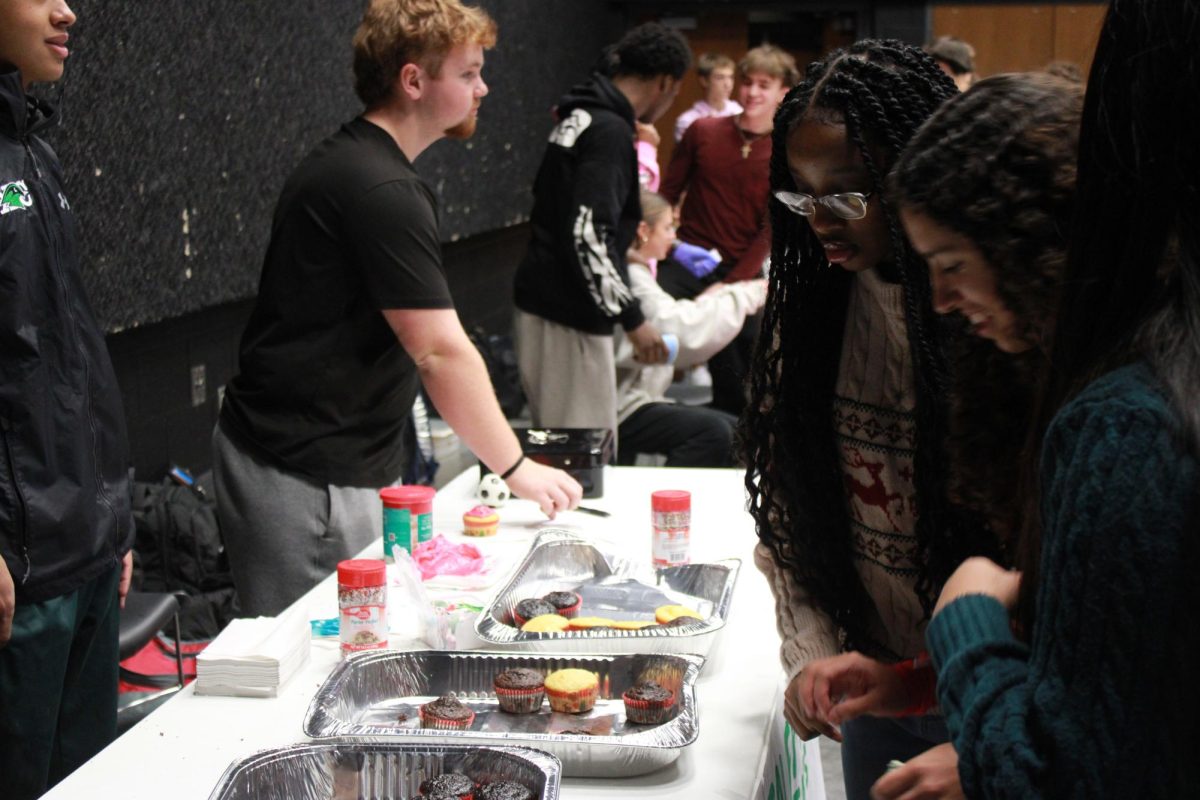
[
  {"left": 513, "top": 309, "right": 618, "bottom": 448},
  {"left": 212, "top": 424, "right": 387, "bottom": 617}
]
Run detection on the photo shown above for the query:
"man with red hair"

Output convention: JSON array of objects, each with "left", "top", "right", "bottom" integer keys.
[{"left": 216, "top": 0, "right": 581, "bottom": 617}]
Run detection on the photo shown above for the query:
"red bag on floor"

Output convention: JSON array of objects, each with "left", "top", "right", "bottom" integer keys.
[{"left": 118, "top": 635, "right": 205, "bottom": 692}]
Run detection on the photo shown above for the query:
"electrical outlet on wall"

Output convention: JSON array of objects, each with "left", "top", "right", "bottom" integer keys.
[{"left": 191, "top": 364, "right": 207, "bottom": 407}]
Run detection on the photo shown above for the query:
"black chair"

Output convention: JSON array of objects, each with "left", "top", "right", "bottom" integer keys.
[{"left": 117, "top": 592, "right": 185, "bottom": 730}]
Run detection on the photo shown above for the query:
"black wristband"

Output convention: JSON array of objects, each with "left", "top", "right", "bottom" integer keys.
[{"left": 499, "top": 454, "right": 526, "bottom": 481}]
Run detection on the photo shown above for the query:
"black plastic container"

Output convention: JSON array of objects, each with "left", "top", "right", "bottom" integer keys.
[{"left": 481, "top": 428, "right": 614, "bottom": 498}]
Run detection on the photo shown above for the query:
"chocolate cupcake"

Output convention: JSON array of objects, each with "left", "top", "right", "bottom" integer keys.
[
  {"left": 622, "top": 680, "right": 676, "bottom": 724},
  {"left": 419, "top": 695, "right": 476, "bottom": 731},
  {"left": 542, "top": 590, "right": 582, "bottom": 618},
  {"left": 512, "top": 598, "right": 556, "bottom": 626},
  {"left": 493, "top": 667, "right": 545, "bottom": 714},
  {"left": 477, "top": 781, "right": 533, "bottom": 800},
  {"left": 420, "top": 772, "right": 475, "bottom": 799}
]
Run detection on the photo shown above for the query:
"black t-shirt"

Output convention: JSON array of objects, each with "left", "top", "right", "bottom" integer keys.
[{"left": 221, "top": 117, "right": 453, "bottom": 486}]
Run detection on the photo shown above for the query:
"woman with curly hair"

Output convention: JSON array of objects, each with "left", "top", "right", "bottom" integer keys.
[
  {"left": 896, "top": 73, "right": 1080, "bottom": 543},
  {"left": 918, "top": 2, "right": 1200, "bottom": 793},
  {"left": 796, "top": 72, "right": 1083, "bottom": 800},
  {"left": 802, "top": 5, "right": 1200, "bottom": 787},
  {"left": 742, "top": 39, "right": 998, "bottom": 799}
]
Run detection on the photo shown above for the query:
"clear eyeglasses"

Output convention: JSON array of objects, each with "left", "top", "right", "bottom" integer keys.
[{"left": 773, "top": 190, "right": 873, "bottom": 220}]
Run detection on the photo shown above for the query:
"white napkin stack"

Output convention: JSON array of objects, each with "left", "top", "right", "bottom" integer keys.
[{"left": 194, "top": 608, "right": 310, "bottom": 698}]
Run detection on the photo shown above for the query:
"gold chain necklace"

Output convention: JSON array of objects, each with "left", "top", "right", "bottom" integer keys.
[{"left": 734, "top": 114, "right": 770, "bottom": 159}]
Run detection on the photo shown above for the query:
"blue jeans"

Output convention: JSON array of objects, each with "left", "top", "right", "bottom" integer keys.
[{"left": 841, "top": 714, "right": 949, "bottom": 800}]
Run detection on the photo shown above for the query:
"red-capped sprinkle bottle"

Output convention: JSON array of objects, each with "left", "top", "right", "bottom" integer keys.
[
  {"left": 651, "top": 490, "right": 691, "bottom": 567},
  {"left": 337, "top": 559, "right": 387, "bottom": 657}
]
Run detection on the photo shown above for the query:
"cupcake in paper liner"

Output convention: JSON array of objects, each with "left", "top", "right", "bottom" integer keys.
[
  {"left": 512, "top": 597, "right": 556, "bottom": 627},
  {"left": 419, "top": 695, "right": 476, "bottom": 730},
  {"left": 420, "top": 772, "right": 476, "bottom": 799},
  {"left": 493, "top": 667, "right": 546, "bottom": 714},
  {"left": 478, "top": 781, "right": 533, "bottom": 800},
  {"left": 462, "top": 504, "right": 499, "bottom": 537},
  {"left": 622, "top": 680, "right": 676, "bottom": 724},
  {"left": 544, "top": 668, "right": 600, "bottom": 714},
  {"left": 541, "top": 590, "right": 582, "bottom": 618}
]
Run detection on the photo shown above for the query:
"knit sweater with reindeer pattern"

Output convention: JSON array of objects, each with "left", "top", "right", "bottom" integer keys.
[{"left": 757, "top": 268, "right": 925, "bottom": 679}]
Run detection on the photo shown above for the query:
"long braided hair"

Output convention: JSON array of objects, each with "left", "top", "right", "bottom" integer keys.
[{"left": 741, "top": 40, "right": 995, "bottom": 654}]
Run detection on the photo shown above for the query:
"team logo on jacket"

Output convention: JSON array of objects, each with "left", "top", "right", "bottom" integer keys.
[{"left": 1, "top": 180, "right": 33, "bottom": 215}]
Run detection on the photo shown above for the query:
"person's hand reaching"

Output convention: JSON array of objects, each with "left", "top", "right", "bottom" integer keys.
[
  {"left": 504, "top": 459, "right": 583, "bottom": 519},
  {"left": 799, "top": 652, "right": 912, "bottom": 727}
]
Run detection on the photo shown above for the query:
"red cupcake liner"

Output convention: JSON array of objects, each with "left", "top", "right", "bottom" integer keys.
[
  {"left": 548, "top": 596, "right": 582, "bottom": 619},
  {"left": 420, "top": 776, "right": 476, "bottom": 800},
  {"left": 418, "top": 705, "right": 477, "bottom": 730},
  {"left": 494, "top": 683, "right": 546, "bottom": 714},
  {"left": 545, "top": 683, "right": 599, "bottom": 714},
  {"left": 622, "top": 688, "right": 676, "bottom": 725}
]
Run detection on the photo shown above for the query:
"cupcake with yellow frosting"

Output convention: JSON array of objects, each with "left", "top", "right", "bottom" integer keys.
[
  {"left": 611, "top": 620, "right": 654, "bottom": 631},
  {"left": 544, "top": 668, "right": 600, "bottom": 713},
  {"left": 462, "top": 504, "right": 499, "bottom": 536},
  {"left": 520, "top": 613, "right": 570, "bottom": 633},
  {"left": 654, "top": 604, "right": 703, "bottom": 625},
  {"left": 566, "top": 616, "right": 616, "bottom": 631}
]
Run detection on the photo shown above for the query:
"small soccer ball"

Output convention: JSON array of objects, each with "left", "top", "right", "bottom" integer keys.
[{"left": 478, "top": 473, "right": 511, "bottom": 507}]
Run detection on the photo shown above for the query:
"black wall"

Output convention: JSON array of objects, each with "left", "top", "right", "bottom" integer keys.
[
  {"left": 51, "top": 0, "right": 624, "bottom": 332},
  {"left": 41, "top": 1, "right": 624, "bottom": 479},
  {"left": 50, "top": 0, "right": 926, "bottom": 480},
  {"left": 105, "top": 223, "right": 533, "bottom": 480}
]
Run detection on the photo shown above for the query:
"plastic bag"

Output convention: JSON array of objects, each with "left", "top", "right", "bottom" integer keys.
[
  {"left": 387, "top": 546, "right": 486, "bottom": 649},
  {"left": 385, "top": 549, "right": 440, "bottom": 646}
]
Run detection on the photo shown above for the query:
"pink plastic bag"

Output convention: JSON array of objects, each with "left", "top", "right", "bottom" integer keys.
[{"left": 411, "top": 534, "right": 487, "bottom": 581}]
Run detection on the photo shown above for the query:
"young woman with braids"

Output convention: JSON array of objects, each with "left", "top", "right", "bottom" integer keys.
[
  {"left": 805, "top": 4, "right": 1200, "bottom": 790},
  {"left": 742, "top": 40, "right": 999, "bottom": 799},
  {"left": 796, "top": 72, "right": 1082, "bottom": 800}
]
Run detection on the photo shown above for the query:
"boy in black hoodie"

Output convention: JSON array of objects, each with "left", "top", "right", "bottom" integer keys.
[
  {"left": 513, "top": 23, "right": 691, "bottom": 441},
  {"left": 1, "top": 3, "right": 136, "bottom": 798}
]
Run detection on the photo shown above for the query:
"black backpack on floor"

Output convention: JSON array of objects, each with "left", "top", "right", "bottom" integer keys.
[{"left": 130, "top": 478, "right": 239, "bottom": 640}]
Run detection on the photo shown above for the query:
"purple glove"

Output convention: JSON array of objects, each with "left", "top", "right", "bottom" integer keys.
[{"left": 672, "top": 242, "right": 721, "bottom": 278}]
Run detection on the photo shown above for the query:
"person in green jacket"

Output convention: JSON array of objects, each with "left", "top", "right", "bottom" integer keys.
[{"left": 1, "top": 2, "right": 136, "bottom": 798}]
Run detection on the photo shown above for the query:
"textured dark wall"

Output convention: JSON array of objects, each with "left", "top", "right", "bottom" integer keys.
[{"left": 49, "top": 0, "right": 623, "bottom": 332}]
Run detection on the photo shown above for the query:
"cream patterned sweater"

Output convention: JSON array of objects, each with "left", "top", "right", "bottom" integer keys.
[{"left": 757, "top": 268, "right": 927, "bottom": 680}]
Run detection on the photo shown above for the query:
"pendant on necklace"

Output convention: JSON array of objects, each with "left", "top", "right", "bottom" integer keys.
[{"left": 741, "top": 142, "right": 751, "bottom": 159}]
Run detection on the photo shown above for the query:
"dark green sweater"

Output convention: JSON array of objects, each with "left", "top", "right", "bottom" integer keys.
[{"left": 927, "top": 363, "right": 1198, "bottom": 798}]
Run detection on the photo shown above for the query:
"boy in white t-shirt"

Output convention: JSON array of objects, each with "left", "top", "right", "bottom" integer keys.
[{"left": 673, "top": 52, "right": 742, "bottom": 142}]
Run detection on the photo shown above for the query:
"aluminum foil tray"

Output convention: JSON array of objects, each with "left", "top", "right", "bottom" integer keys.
[
  {"left": 475, "top": 529, "right": 739, "bottom": 659},
  {"left": 208, "top": 742, "right": 560, "bottom": 800},
  {"left": 303, "top": 649, "right": 704, "bottom": 777}
]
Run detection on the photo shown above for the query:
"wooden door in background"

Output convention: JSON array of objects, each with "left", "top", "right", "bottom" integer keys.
[
  {"left": 1053, "top": 4, "right": 1108, "bottom": 75},
  {"left": 932, "top": 2, "right": 1106, "bottom": 78}
]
